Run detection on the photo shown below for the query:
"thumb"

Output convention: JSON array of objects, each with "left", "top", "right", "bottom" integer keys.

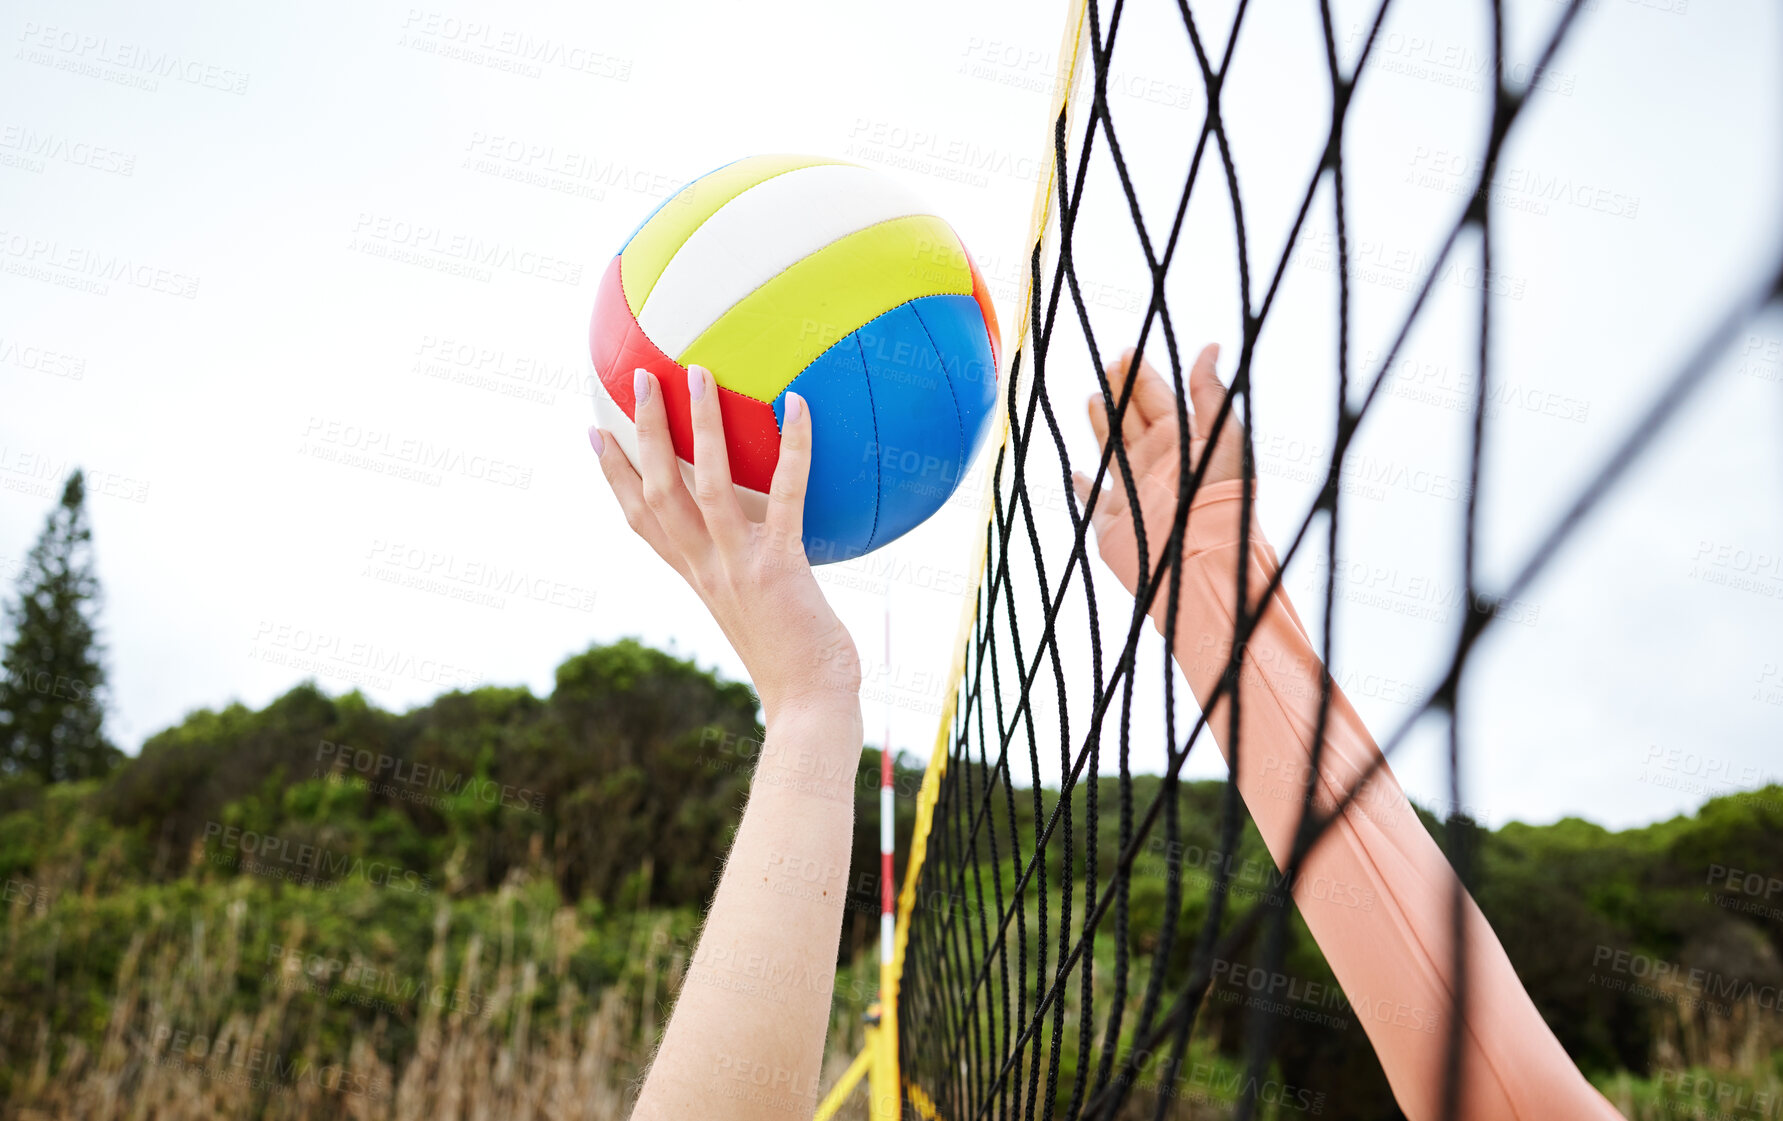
[
  {"left": 1071, "top": 470, "right": 1106, "bottom": 518},
  {"left": 1187, "top": 343, "right": 1229, "bottom": 444}
]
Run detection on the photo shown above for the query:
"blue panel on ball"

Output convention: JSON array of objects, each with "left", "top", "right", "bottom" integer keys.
[
  {"left": 856, "top": 301, "right": 967, "bottom": 553},
  {"left": 775, "top": 336, "right": 879, "bottom": 564},
  {"left": 771, "top": 295, "right": 997, "bottom": 564},
  {"left": 910, "top": 294, "right": 998, "bottom": 469}
]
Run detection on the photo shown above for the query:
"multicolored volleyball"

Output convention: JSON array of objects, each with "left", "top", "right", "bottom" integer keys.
[{"left": 589, "top": 154, "right": 1001, "bottom": 564}]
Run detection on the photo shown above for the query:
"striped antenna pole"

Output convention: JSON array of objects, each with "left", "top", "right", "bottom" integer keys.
[
  {"left": 881, "top": 600, "right": 894, "bottom": 970},
  {"left": 869, "top": 597, "right": 899, "bottom": 1119}
]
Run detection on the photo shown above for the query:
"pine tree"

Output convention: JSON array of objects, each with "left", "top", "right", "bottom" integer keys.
[{"left": 0, "top": 470, "right": 120, "bottom": 782}]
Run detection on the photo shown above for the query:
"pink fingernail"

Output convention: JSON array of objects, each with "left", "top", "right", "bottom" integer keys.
[
  {"left": 588, "top": 426, "right": 605, "bottom": 455},
  {"left": 633, "top": 367, "right": 650, "bottom": 403},
  {"left": 785, "top": 391, "right": 806, "bottom": 424},
  {"left": 687, "top": 365, "right": 706, "bottom": 402}
]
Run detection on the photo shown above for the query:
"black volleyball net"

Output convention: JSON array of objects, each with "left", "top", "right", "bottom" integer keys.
[{"left": 889, "top": 1, "right": 1783, "bottom": 1119}]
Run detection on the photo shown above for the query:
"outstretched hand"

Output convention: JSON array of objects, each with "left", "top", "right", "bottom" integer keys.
[
  {"left": 590, "top": 365, "right": 862, "bottom": 724},
  {"left": 1069, "top": 344, "right": 1247, "bottom": 598}
]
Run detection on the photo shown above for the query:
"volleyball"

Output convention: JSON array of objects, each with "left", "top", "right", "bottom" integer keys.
[{"left": 589, "top": 154, "right": 1001, "bottom": 564}]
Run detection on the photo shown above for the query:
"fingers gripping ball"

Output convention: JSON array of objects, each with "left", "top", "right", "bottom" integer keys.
[{"left": 589, "top": 154, "right": 1002, "bottom": 564}]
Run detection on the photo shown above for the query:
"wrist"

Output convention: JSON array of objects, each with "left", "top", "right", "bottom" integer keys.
[
  {"left": 763, "top": 694, "right": 864, "bottom": 741},
  {"left": 756, "top": 699, "right": 865, "bottom": 803},
  {"left": 1147, "top": 478, "right": 1262, "bottom": 635}
]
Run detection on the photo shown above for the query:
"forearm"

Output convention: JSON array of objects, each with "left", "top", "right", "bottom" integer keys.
[
  {"left": 633, "top": 700, "right": 865, "bottom": 1121},
  {"left": 1156, "top": 481, "right": 1618, "bottom": 1121}
]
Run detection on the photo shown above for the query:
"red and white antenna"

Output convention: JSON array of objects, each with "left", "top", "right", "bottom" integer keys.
[{"left": 879, "top": 596, "right": 894, "bottom": 971}]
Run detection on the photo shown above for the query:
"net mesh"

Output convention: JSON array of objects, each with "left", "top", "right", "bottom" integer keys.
[{"left": 893, "top": 1, "right": 1783, "bottom": 1119}]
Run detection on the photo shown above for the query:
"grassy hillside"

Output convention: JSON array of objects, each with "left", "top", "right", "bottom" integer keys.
[{"left": 0, "top": 639, "right": 1776, "bottom": 1118}]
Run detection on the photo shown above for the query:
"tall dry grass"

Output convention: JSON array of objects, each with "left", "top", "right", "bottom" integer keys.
[{"left": 2, "top": 875, "right": 874, "bottom": 1121}]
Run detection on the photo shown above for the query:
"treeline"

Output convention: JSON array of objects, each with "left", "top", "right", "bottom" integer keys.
[
  {"left": 906, "top": 759, "right": 1783, "bottom": 1117},
  {"left": 0, "top": 638, "right": 1778, "bottom": 1117},
  {"left": 2, "top": 639, "right": 918, "bottom": 940}
]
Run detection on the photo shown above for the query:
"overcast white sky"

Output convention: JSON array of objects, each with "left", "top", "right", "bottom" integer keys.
[{"left": 2, "top": 0, "right": 1778, "bottom": 830}]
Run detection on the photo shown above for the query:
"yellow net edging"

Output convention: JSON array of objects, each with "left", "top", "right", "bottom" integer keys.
[{"left": 813, "top": 3, "right": 1092, "bottom": 1117}]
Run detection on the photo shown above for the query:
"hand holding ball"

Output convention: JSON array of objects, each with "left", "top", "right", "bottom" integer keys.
[{"left": 589, "top": 154, "right": 1001, "bottom": 564}]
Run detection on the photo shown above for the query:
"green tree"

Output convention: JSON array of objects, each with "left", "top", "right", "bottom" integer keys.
[{"left": 0, "top": 470, "right": 120, "bottom": 782}]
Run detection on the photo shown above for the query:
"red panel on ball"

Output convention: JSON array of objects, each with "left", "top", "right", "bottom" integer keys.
[
  {"left": 589, "top": 255, "right": 781, "bottom": 493},
  {"left": 964, "top": 246, "right": 1002, "bottom": 371}
]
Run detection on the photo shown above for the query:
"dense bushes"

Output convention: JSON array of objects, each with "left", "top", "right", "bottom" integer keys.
[{"left": 0, "top": 638, "right": 1778, "bottom": 1118}]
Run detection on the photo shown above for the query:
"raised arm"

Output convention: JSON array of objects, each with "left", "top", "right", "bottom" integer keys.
[
  {"left": 593, "top": 364, "right": 865, "bottom": 1120},
  {"left": 1073, "top": 348, "right": 1621, "bottom": 1121}
]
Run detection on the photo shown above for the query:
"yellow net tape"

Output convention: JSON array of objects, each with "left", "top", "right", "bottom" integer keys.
[
  {"left": 888, "top": 0, "right": 1092, "bottom": 998},
  {"left": 906, "top": 1080, "right": 943, "bottom": 1121},
  {"left": 884, "top": 0, "right": 1093, "bottom": 1107},
  {"left": 812, "top": 5, "right": 1091, "bottom": 1117}
]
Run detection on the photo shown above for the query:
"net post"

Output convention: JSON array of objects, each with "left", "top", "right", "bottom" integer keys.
[{"left": 813, "top": 1043, "right": 872, "bottom": 1121}]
